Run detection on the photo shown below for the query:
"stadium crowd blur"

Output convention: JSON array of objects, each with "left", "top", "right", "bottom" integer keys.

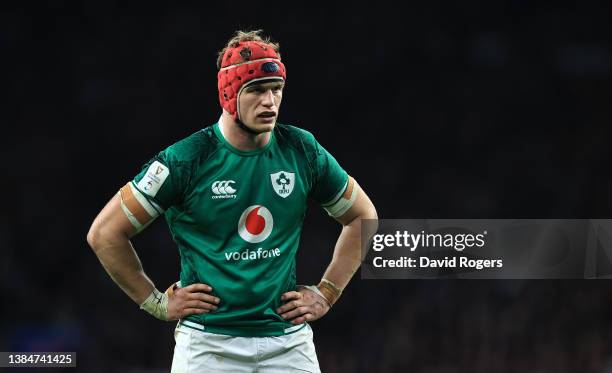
[{"left": 2, "top": 1, "right": 612, "bottom": 372}]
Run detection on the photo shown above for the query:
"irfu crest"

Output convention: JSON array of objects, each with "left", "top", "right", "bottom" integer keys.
[{"left": 270, "top": 171, "right": 295, "bottom": 198}]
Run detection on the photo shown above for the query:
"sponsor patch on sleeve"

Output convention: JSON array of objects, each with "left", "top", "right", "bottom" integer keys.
[{"left": 136, "top": 160, "right": 169, "bottom": 197}]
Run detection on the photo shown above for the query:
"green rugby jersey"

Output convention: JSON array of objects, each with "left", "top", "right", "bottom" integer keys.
[{"left": 132, "top": 122, "right": 348, "bottom": 337}]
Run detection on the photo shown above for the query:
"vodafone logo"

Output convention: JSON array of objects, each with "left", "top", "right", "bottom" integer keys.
[{"left": 238, "top": 205, "right": 273, "bottom": 243}]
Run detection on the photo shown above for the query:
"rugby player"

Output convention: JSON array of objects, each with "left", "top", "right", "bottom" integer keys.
[{"left": 87, "top": 29, "right": 377, "bottom": 372}]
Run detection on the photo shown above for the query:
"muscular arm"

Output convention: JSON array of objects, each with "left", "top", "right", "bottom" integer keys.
[
  {"left": 87, "top": 191, "right": 219, "bottom": 319},
  {"left": 322, "top": 179, "right": 378, "bottom": 290},
  {"left": 278, "top": 179, "right": 377, "bottom": 324},
  {"left": 86, "top": 193, "right": 155, "bottom": 304}
]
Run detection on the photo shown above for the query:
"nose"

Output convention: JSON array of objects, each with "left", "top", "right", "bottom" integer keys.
[{"left": 261, "top": 89, "right": 275, "bottom": 107}]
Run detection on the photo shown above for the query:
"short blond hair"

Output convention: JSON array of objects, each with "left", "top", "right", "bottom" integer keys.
[{"left": 216, "top": 30, "right": 281, "bottom": 70}]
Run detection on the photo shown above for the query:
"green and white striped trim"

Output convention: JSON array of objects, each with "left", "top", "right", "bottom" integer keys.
[
  {"left": 130, "top": 182, "right": 164, "bottom": 216},
  {"left": 119, "top": 182, "right": 164, "bottom": 232},
  {"left": 178, "top": 320, "right": 305, "bottom": 335},
  {"left": 322, "top": 179, "right": 357, "bottom": 217}
]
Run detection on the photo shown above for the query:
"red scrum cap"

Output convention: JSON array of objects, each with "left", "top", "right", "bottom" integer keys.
[{"left": 217, "top": 41, "right": 287, "bottom": 120}]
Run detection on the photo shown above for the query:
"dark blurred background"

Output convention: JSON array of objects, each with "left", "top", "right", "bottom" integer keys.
[{"left": 2, "top": 1, "right": 612, "bottom": 372}]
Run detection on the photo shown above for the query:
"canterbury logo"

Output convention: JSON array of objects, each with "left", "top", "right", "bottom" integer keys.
[{"left": 212, "top": 180, "right": 237, "bottom": 199}]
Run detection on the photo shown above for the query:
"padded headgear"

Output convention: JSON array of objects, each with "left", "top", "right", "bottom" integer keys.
[{"left": 217, "top": 41, "right": 287, "bottom": 120}]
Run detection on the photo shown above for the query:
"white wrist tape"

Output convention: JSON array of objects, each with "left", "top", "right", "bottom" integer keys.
[{"left": 140, "top": 289, "right": 169, "bottom": 321}]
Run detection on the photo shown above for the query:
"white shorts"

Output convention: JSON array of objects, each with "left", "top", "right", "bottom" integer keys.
[{"left": 171, "top": 321, "right": 321, "bottom": 373}]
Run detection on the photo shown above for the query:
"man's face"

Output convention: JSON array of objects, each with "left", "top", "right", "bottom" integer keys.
[{"left": 238, "top": 80, "right": 284, "bottom": 133}]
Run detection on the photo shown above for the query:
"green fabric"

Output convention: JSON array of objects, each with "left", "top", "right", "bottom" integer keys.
[{"left": 132, "top": 122, "right": 348, "bottom": 336}]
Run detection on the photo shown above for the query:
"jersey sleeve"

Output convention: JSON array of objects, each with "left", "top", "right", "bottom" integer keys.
[
  {"left": 309, "top": 138, "right": 349, "bottom": 207},
  {"left": 132, "top": 147, "right": 192, "bottom": 212}
]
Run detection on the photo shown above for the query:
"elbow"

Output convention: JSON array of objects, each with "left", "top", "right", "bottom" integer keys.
[
  {"left": 86, "top": 223, "right": 101, "bottom": 253},
  {"left": 365, "top": 204, "right": 379, "bottom": 233},
  {"left": 87, "top": 221, "right": 113, "bottom": 254},
  {"left": 87, "top": 220, "right": 130, "bottom": 254},
  {"left": 366, "top": 204, "right": 378, "bottom": 221},
  {"left": 361, "top": 204, "right": 379, "bottom": 240},
  {"left": 358, "top": 200, "right": 378, "bottom": 222},
  {"left": 346, "top": 203, "right": 378, "bottom": 227}
]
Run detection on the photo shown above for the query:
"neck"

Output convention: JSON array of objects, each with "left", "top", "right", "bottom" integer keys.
[{"left": 219, "top": 112, "right": 272, "bottom": 151}]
